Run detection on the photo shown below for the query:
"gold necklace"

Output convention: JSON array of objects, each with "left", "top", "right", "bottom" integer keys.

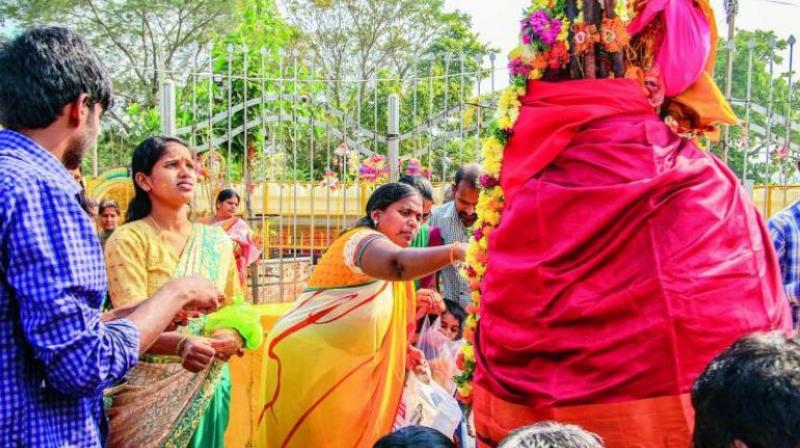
[{"left": 147, "top": 216, "right": 167, "bottom": 240}]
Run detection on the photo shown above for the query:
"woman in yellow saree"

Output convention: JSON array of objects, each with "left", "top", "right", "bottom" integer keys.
[
  {"left": 261, "top": 182, "right": 467, "bottom": 448},
  {"left": 104, "top": 136, "right": 263, "bottom": 448}
]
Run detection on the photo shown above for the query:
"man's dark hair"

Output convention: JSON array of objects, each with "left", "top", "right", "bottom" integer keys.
[
  {"left": 454, "top": 163, "right": 482, "bottom": 190},
  {"left": 398, "top": 174, "right": 434, "bottom": 202},
  {"left": 692, "top": 332, "right": 800, "bottom": 448},
  {"left": 373, "top": 426, "right": 455, "bottom": 448},
  {"left": 0, "top": 26, "right": 112, "bottom": 130}
]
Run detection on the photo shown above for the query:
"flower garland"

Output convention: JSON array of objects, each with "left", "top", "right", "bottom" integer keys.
[
  {"left": 453, "top": 0, "right": 571, "bottom": 405},
  {"left": 357, "top": 154, "right": 389, "bottom": 184}
]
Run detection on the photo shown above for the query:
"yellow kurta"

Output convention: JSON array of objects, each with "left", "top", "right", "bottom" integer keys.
[
  {"left": 103, "top": 220, "right": 244, "bottom": 448},
  {"left": 105, "top": 219, "right": 240, "bottom": 307}
]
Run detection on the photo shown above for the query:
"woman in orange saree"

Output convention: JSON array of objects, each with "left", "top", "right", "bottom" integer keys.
[{"left": 260, "top": 183, "right": 466, "bottom": 448}]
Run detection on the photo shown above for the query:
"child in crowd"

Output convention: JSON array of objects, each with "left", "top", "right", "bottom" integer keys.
[{"left": 440, "top": 299, "right": 466, "bottom": 341}]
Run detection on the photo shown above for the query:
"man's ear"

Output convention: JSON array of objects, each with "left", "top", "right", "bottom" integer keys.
[
  {"left": 65, "top": 93, "right": 90, "bottom": 127},
  {"left": 732, "top": 440, "right": 748, "bottom": 448}
]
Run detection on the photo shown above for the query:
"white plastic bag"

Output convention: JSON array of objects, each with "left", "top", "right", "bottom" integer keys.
[
  {"left": 393, "top": 371, "right": 463, "bottom": 437},
  {"left": 416, "top": 316, "right": 465, "bottom": 394}
]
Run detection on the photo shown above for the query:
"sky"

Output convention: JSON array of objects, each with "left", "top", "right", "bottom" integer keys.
[{"left": 444, "top": 0, "right": 800, "bottom": 91}]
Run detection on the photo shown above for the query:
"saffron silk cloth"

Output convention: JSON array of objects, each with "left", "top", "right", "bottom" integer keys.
[
  {"left": 104, "top": 221, "right": 262, "bottom": 448},
  {"left": 260, "top": 228, "right": 415, "bottom": 448},
  {"left": 475, "top": 79, "right": 792, "bottom": 447}
]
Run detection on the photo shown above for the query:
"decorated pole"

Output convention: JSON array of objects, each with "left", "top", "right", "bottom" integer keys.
[
  {"left": 566, "top": 0, "right": 580, "bottom": 79},
  {"left": 603, "top": 0, "right": 627, "bottom": 78},
  {"left": 582, "top": 0, "right": 598, "bottom": 78}
]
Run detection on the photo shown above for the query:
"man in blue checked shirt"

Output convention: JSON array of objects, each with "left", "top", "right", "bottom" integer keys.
[
  {"left": 768, "top": 196, "right": 800, "bottom": 327},
  {"left": 0, "top": 27, "right": 223, "bottom": 447}
]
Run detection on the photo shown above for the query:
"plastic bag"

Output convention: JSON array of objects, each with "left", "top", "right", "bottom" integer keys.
[
  {"left": 393, "top": 371, "right": 463, "bottom": 437},
  {"left": 416, "top": 316, "right": 465, "bottom": 394}
]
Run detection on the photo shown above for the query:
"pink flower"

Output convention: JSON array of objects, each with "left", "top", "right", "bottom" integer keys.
[
  {"left": 525, "top": 10, "right": 562, "bottom": 47},
  {"left": 480, "top": 174, "right": 498, "bottom": 189},
  {"left": 508, "top": 58, "right": 532, "bottom": 77}
]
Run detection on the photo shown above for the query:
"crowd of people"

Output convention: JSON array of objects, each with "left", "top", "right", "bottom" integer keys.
[{"left": 4, "top": 16, "right": 800, "bottom": 448}]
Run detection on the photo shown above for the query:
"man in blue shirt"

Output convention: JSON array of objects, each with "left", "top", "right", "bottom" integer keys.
[
  {"left": 0, "top": 27, "right": 222, "bottom": 447},
  {"left": 768, "top": 199, "right": 800, "bottom": 326}
]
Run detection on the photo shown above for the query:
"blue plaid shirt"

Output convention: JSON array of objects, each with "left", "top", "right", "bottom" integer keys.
[
  {"left": 769, "top": 202, "right": 800, "bottom": 309},
  {"left": 0, "top": 130, "right": 140, "bottom": 447}
]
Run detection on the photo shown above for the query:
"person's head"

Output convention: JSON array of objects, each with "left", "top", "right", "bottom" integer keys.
[
  {"left": 98, "top": 199, "right": 121, "bottom": 232},
  {"left": 373, "top": 426, "right": 455, "bottom": 448},
  {"left": 692, "top": 332, "right": 800, "bottom": 448},
  {"left": 398, "top": 175, "right": 434, "bottom": 224},
  {"left": 0, "top": 26, "right": 112, "bottom": 170},
  {"left": 215, "top": 188, "right": 241, "bottom": 220},
  {"left": 356, "top": 182, "right": 422, "bottom": 247},
  {"left": 498, "top": 421, "right": 605, "bottom": 448},
  {"left": 440, "top": 299, "right": 467, "bottom": 341},
  {"left": 84, "top": 198, "right": 99, "bottom": 218},
  {"left": 452, "top": 164, "right": 482, "bottom": 228},
  {"left": 127, "top": 136, "right": 196, "bottom": 222}
]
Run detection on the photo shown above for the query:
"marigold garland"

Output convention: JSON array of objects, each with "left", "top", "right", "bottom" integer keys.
[
  {"left": 453, "top": 0, "right": 570, "bottom": 406},
  {"left": 454, "top": 0, "right": 635, "bottom": 406}
]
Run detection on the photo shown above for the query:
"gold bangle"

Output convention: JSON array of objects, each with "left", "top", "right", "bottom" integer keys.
[
  {"left": 449, "top": 243, "right": 457, "bottom": 267},
  {"left": 175, "top": 336, "right": 189, "bottom": 357}
]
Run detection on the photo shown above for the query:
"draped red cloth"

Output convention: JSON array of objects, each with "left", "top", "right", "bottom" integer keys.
[{"left": 475, "top": 79, "right": 791, "bottom": 447}]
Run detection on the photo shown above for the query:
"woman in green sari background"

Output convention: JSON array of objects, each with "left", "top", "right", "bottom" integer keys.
[{"left": 104, "top": 136, "right": 263, "bottom": 448}]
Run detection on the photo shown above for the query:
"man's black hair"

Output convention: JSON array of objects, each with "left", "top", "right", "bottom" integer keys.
[
  {"left": 0, "top": 26, "right": 112, "bottom": 130},
  {"left": 692, "top": 332, "right": 800, "bottom": 448},
  {"left": 454, "top": 163, "right": 482, "bottom": 189}
]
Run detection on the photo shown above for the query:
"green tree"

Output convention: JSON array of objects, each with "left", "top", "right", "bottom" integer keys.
[
  {"left": 712, "top": 29, "right": 799, "bottom": 183},
  {"left": 1, "top": 0, "right": 243, "bottom": 110}
]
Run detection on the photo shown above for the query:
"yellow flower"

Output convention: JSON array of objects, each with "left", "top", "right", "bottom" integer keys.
[
  {"left": 497, "top": 115, "right": 513, "bottom": 131},
  {"left": 471, "top": 290, "right": 482, "bottom": 304},
  {"left": 519, "top": 46, "right": 538, "bottom": 65},
  {"left": 463, "top": 341, "right": 476, "bottom": 360},
  {"left": 531, "top": 0, "right": 550, "bottom": 10},
  {"left": 457, "top": 382, "right": 473, "bottom": 398},
  {"left": 529, "top": 68, "right": 544, "bottom": 80},
  {"left": 466, "top": 314, "right": 478, "bottom": 329},
  {"left": 478, "top": 236, "right": 489, "bottom": 251},
  {"left": 483, "top": 209, "right": 501, "bottom": 226},
  {"left": 558, "top": 24, "right": 570, "bottom": 43},
  {"left": 508, "top": 45, "right": 525, "bottom": 60}
]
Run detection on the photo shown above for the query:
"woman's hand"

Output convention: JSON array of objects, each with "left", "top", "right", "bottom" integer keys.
[
  {"left": 179, "top": 336, "right": 216, "bottom": 372},
  {"left": 209, "top": 329, "right": 244, "bottom": 361},
  {"left": 166, "top": 309, "right": 201, "bottom": 331},
  {"left": 406, "top": 345, "right": 429, "bottom": 377},
  {"left": 415, "top": 289, "right": 445, "bottom": 321},
  {"left": 248, "top": 231, "right": 262, "bottom": 247}
]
